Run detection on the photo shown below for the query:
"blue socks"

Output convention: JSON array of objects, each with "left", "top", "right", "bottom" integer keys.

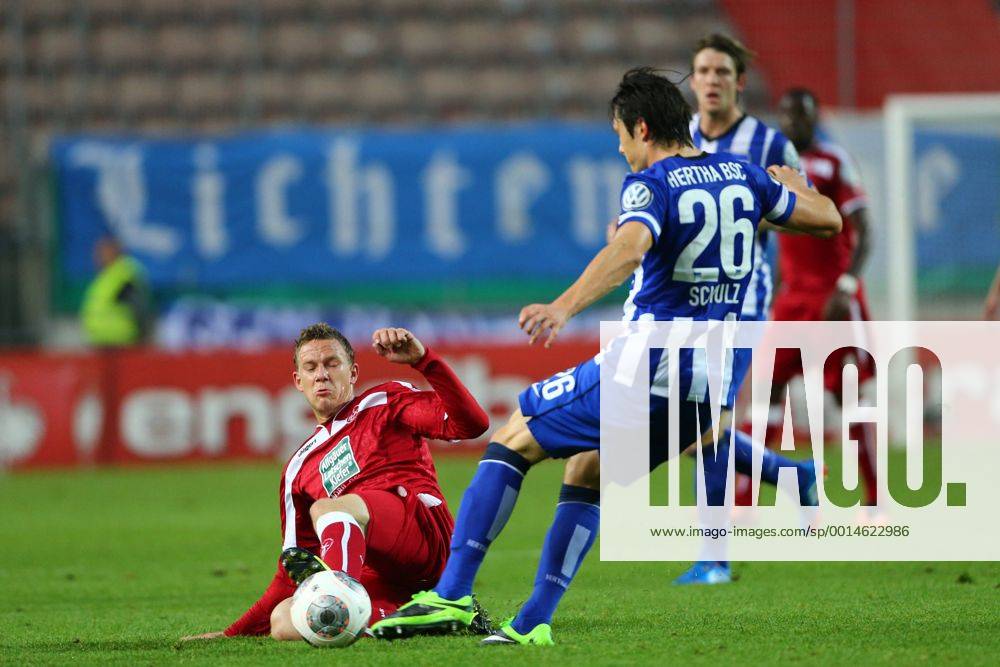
[
  {"left": 434, "top": 443, "right": 531, "bottom": 600},
  {"left": 731, "top": 428, "right": 786, "bottom": 484},
  {"left": 511, "top": 484, "right": 599, "bottom": 634},
  {"left": 702, "top": 428, "right": 806, "bottom": 505}
]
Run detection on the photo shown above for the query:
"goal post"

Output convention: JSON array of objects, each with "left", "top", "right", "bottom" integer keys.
[{"left": 884, "top": 93, "right": 1000, "bottom": 322}]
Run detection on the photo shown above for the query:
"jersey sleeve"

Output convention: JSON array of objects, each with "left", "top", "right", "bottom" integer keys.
[
  {"left": 747, "top": 163, "right": 797, "bottom": 225},
  {"left": 224, "top": 563, "right": 296, "bottom": 636},
  {"left": 767, "top": 133, "right": 815, "bottom": 186},
  {"left": 389, "top": 348, "right": 490, "bottom": 441},
  {"left": 767, "top": 133, "right": 802, "bottom": 170},
  {"left": 617, "top": 173, "right": 666, "bottom": 243}
]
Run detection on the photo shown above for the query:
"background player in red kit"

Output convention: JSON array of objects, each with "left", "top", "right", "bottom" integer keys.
[
  {"left": 771, "top": 88, "right": 879, "bottom": 509},
  {"left": 182, "top": 324, "right": 490, "bottom": 641}
]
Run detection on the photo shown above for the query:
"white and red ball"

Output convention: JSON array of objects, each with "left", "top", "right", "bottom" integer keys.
[{"left": 290, "top": 570, "right": 371, "bottom": 647}]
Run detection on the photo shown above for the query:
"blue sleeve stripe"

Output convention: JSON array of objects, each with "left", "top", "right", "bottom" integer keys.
[
  {"left": 766, "top": 189, "right": 796, "bottom": 224},
  {"left": 618, "top": 211, "right": 661, "bottom": 237}
]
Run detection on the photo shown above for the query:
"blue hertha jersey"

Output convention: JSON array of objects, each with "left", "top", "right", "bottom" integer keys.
[
  {"left": 690, "top": 113, "right": 800, "bottom": 320},
  {"left": 517, "top": 151, "right": 796, "bottom": 459},
  {"left": 617, "top": 151, "right": 795, "bottom": 324},
  {"left": 617, "top": 151, "right": 795, "bottom": 408}
]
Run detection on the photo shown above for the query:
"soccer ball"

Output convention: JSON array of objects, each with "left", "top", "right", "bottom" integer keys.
[{"left": 290, "top": 570, "right": 371, "bottom": 647}]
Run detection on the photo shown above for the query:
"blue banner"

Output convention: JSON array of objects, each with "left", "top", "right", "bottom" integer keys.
[
  {"left": 913, "top": 129, "right": 1000, "bottom": 290},
  {"left": 52, "top": 124, "right": 627, "bottom": 292}
]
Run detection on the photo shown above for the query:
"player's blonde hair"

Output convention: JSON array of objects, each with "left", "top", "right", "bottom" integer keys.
[{"left": 293, "top": 323, "right": 354, "bottom": 368}]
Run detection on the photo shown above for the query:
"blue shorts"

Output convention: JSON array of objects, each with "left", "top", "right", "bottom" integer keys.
[
  {"left": 518, "top": 355, "right": 714, "bottom": 464},
  {"left": 518, "top": 358, "right": 601, "bottom": 459}
]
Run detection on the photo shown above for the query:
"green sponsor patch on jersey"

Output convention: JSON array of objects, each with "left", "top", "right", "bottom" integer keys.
[{"left": 319, "top": 436, "right": 361, "bottom": 495}]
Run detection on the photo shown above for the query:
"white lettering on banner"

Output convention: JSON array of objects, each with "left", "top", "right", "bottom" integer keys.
[
  {"left": 121, "top": 389, "right": 194, "bottom": 456},
  {"left": 279, "top": 387, "right": 320, "bottom": 456},
  {"left": 68, "top": 144, "right": 180, "bottom": 257},
  {"left": 73, "top": 390, "right": 103, "bottom": 457},
  {"left": 495, "top": 152, "right": 551, "bottom": 242},
  {"left": 120, "top": 386, "right": 313, "bottom": 458},
  {"left": 422, "top": 151, "right": 471, "bottom": 258},
  {"left": 944, "top": 363, "right": 1000, "bottom": 423},
  {"left": 915, "top": 146, "right": 960, "bottom": 232},
  {"left": 326, "top": 139, "right": 395, "bottom": 259},
  {"left": 257, "top": 154, "right": 305, "bottom": 247},
  {"left": 200, "top": 387, "right": 275, "bottom": 454},
  {"left": 192, "top": 144, "right": 228, "bottom": 259},
  {"left": 0, "top": 376, "right": 44, "bottom": 465},
  {"left": 567, "top": 157, "right": 625, "bottom": 245},
  {"left": 109, "top": 354, "right": 532, "bottom": 459}
]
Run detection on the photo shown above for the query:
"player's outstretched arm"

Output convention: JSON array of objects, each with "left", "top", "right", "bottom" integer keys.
[
  {"left": 843, "top": 207, "right": 872, "bottom": 278},
  {"left": 821, "top": 206, "right": 873, "bottom": 319},
  {"left": 373, "top": 327, "right": 490, "bottom": 439},
  {"left": 180, "top": 568, "right": 289, "bottom": 641},
  {"left": 767, "top": 165, "right": 842, "bottom": 238},
  {"left": 519, "top": 221, "right": 653, "bottom": 347},
  {"left": 211, "top": 566, "right": 296, "bottom": 638}
]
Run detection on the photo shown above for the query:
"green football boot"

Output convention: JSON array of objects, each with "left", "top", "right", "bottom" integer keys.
[
  {"left": 371, "top": 590, "right": 493, "bottom": 639},
  {"left": 279, "top": 546, "right": 330, "bottom": 586},
  {"left": 480, "top": 618, "right": 554, "bottom": 646}
]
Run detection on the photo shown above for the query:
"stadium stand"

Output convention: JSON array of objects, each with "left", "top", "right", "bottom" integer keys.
[
  {"left": 0, "top": 0, "right": 756, "bottom": 239},
  {"left": 722, "top": 0, "right": 1000, "bottom": 107}
]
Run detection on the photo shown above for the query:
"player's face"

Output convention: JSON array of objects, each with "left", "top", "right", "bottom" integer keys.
[
  {"left": 613, "top": 115, "right": 647, "bottom": 172},
  {"left": 690, "top": 48, "right": 745, "bottom": 115},
  {"left": 293, "top": 339, "right": 359, "bottom": 421},
  {"left": 778, "top": 94, "right": 817, "bottom": 151}
]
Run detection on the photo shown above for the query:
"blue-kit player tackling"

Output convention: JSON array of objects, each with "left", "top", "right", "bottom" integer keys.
[{"left": 371, "top": 67, "right": 841, "bottom": 646}]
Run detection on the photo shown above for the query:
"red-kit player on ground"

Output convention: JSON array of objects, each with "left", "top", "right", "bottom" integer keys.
[
  {"left": 772, "top": 88, "right": 879, "bottom": 511},
  {"left": 181, "top": 324, "right": 491, "bottom": 641}
]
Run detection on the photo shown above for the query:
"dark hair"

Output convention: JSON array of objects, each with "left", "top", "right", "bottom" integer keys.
[
  {"left": 293, "top": 323, "right": 354, "bottom": 368},
  {"left": 782, "top": 87, "right": 819, "bottom": 108},
  {"left": 609, "top": 67, "right": 693, "bottom": 147},
  {"left": 692, "top": 33, "right": 755, "bottom": 76}
]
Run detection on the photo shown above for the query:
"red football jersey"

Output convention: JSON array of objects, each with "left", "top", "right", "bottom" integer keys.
[
  {"left": 224, "top": 348, "right": 489, "bottom": 637},
  {"left": 279, "top": 349, "right": 487, "bottom": 553},
  {"left": 777, "top": 140, "right": 868, "bottom": 294}
]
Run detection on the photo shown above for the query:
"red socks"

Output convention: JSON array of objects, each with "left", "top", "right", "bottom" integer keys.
[{"left": 316, "top": 512, "right": 366, "bottom": 579}]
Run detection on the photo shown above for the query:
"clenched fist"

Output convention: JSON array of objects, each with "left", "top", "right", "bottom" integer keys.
[{"left": 372, "top": 328, "right": 426, "bottom": 365}]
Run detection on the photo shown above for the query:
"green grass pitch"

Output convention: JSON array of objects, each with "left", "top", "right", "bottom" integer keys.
[{"left": 1, "top": 459, "right": 997, "bottom": 665}]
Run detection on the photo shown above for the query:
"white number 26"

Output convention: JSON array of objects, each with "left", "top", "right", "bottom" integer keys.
[
  {"left": 541, "top": 369, "right": 577, "bottom": 400},
  {"left": 672, "top": 184, "right": 755, "bottom": 283}
]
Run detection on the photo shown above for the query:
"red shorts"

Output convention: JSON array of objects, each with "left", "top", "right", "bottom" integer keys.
[
  {"left": 770, "top": 288, "right": 876, "bottom": 395},
  {"left": 353, "top": 487, "right": 454, "bottom": 624}
]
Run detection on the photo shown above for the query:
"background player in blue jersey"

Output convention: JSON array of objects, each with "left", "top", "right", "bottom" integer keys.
[
  {"left": 371, "top": 68, "right": 840, "bottom": 646},
  {"left": 690, "top": 33, "right": 800, "bottom": 323},
  {"left": 677, "top": 34, "right": 811, "bottom": 585}
]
